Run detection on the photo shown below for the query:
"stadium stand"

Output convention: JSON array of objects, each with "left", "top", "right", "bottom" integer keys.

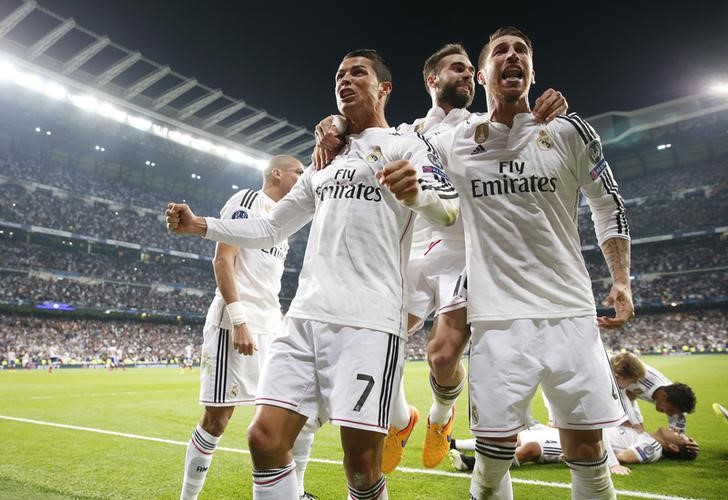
[{"left": 0, "top": 37, "right": 726, "bottom": 365}]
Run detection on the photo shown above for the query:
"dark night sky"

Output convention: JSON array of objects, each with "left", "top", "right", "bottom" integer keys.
[{"left": 32, "top": 1, "right": 728, "bottom": 132}]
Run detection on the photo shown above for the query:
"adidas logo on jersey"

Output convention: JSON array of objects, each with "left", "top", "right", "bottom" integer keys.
[{"left": 471, "top": 144, "right": 486, "bottom": 155}]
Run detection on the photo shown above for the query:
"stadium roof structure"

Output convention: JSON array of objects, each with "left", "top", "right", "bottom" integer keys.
[
  {"left": 588, "top": 92, "right": 728, "bottom": 179},
  {"left": 0, "top": 0, "right": 315, "bottom": 171}
]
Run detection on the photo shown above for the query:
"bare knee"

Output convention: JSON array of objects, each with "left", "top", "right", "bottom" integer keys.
[
  {"left": 247, "top": 420, "right": 288, "bottom": 457},
  {"left": 341, "top": 428, "right": 382, "bottom": 487},
  {"left": 560, "top": 429, "right": 603, "bottom": 461},
  {"left": 201, "top": 406, "right": 234, "bottom": 437}
]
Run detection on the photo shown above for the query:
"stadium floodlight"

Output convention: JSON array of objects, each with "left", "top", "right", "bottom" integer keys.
[
  {"left": 710, "top": 83, "right": 728, "bottom": 94},
  {"left": 15, "top": 70, "right": 44, "bottom": 93},
  {"left": 69, "top": 93, "right": 99, "bottom": 112},
  {"left": 657, "top": 143, "right": 672, "bottom": 150},
  {"left": 45, "top": 130, "right": 51, "bottom": 135},
  {"left": 128, "top": 116, "right": 152, "bottom": 131},
  {"left": 232, "top": 184, "right": 239, "bottom": 190},
  {"left": 98, "top": 102, "right": 127, "bottom": 123},
  {"left": 0, "top": 56, "right": 272, "bottom": 170},
  {"left": 43, "top": 81, "right": 67, "bottom": 100},
  {"left": 34, "top": 127, "right": 41, "bottom": 132}
]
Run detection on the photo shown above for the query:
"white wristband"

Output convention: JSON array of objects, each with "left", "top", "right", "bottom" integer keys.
[{"left": 226, "top": 301, "right": 247, "bottom": 326}]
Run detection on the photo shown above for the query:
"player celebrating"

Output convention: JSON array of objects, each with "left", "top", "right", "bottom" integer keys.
[
  {"left": 312, "top": 43, "right": 567, "bottom": 472},
  {"left": 624, "top": 362, "right": 696, "bottom": 434},
  {"left": 167, "top": 49, "right": 458, "bottom": 499},
  {"left": 179, "top": 155, "right": 319, "bottom": 500},
  {"left": 431, "top": 26, "right": 633, "bottom": 499}
]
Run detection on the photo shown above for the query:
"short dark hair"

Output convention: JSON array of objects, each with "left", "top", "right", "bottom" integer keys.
[
  {"left": 478, "top": 26, "right": 534, "bottom": 71},
  {"left": 342, "top": 49, "right": 392, "bottom": 84},
  {"left": 662, "top": 441, "right": 699, "bottom": 460},
  {"left": 422, "top": 43, "right": 469, "bottom": 93},
  {"left": 665, "top": 382, "right": 697, "bottom": 414}
]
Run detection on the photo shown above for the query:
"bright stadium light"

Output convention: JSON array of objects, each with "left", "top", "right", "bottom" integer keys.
[
  {"left": 34, "top": 127, "right": 41, "bottom": 132},
  {"left": 657, "top": 143, "right": 672, "bottom": 150},
  {"left": 0, "top": 59, "right": 15, "bottom": 81},
  {"left": 0, "top": 57, "right": 272, "bottom": 170},
  {"left": 710, "top": 82, "right": 728, "bottom": 94},
  {"left": 43, "top": 81, "right": 67, "bottom": 100},
  {"left": 231, "top": 184, "right": 239, "bottom": 190},
  {"left": 45, "top": 130, "right": 51, "bottom": 136}
]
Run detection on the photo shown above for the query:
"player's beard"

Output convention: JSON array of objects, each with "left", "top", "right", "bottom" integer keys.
[{"left": 438, "top": 81, "right": 474, "bottom": 109}]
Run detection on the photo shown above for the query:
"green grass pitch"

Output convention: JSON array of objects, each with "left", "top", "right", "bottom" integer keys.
[{"left": 1, "top": 355, "right": 726, "bottom": 499}]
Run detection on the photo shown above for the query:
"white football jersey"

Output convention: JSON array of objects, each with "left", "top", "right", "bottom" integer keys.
[
  {"left": 205, "top": 189, "right": 288, "bottom": 334},
  {"left": 626, "top": 364, "right": 672, "bottom": 401},
  {"left": 205, "top": 127, "right": 458, "bottom": 338},
  {"left": 604, "top": 426, "right": 662, "bottom": 463},
  {"left": 432, "top": 112, "right": 630, "bottom": 322},
  {"left": 399, "top": 106, "right": 469, "bottom": 244}
]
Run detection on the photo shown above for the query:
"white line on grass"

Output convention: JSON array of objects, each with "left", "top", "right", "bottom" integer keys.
[
  {"left": 0, "top": 389, "right": 189, "bottom": 401},
  {"left": 0, "top": 415, "right": 700, "bottom": 500}
]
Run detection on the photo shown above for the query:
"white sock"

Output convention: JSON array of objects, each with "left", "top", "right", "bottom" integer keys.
[
  {"left": 565, "top": 452, "right": 615, "bottom": 500},
  {"left": 347, "top": 475, "right": 387, "bottom": 499},
  {"left": 429, "top": 373, "right": 464, "bottom": 425},
  {"left": 181, "top": 425, "right": 220, "bottom": 500},
  {"left": 470, "top": 440, "right": 516, "bottom": 500},
  {"left": 292, "top": 430, "right": 315, "bottom": 496},
  {"left": 389, "top": 378, "right": 411, "bottom": 430},
  {"left": 252, "top": 461, "right": 297, "bottom": 500},
  {"left": 454, "top": 438, "right": 476, "bottom": 451}
]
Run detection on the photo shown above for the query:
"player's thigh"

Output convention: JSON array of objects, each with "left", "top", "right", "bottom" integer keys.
[
  {"left": 469, "top": 320, "right": 543, "bottom": 438},
  {"left": 316, "top": 323, "right": 405, "bottom": 435},
  {"left": 256, "top": 317, "right": 319, "bottom": 422},
  {"left": 541, "top": 316, "right": 625, "bottom": 430}
]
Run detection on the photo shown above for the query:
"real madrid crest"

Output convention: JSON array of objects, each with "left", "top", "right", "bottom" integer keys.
[
  {"left": 474, "top": 123, "right": 489, "bottom": 144},
  {"left": 366, "top": 146, "right": 382, "bottom": 164},
  {"left": 414, "top": 122, "right": 425, "bottom": 134},
  {"left": 536, "top": 129, "right": 553, "bottom": 150}
]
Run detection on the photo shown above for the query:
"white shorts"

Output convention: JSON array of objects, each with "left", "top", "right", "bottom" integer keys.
[
  {"left": 407, "top": 239, "right": 466, "bottom": 329},
  {"left": 199, "top": 321, "right": 273, "bottom": 407},
  {"left": 256, "top": 317, "right": 405, "bottom": 435},
  {"left": 518, "top": 427, "right": 562, "bottom": 463},
  {"left": 468, "top": 316, "right": 626, "bottom": 437}
]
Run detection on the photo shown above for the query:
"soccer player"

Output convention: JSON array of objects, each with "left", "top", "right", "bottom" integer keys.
[
  {"left": 179, "top": 155, "right": 320, "bottom": 500},
  {"left": 312, "top": 43, "right": 567, "bottom": 472},
  {"left": 430, "top": 26, "right": 633, "bottom": 499},
  {"left": 181, "top": 343, "right": 194, "bottom": 374},
  {"left": 449, "top": 424, "right": 699, "bottom": 474},
  {"left": 624, "top": 362, "right": 696, "bottom": 434},
  {"left": 167, "top": 49, "right": 459, "bottom": 499}
]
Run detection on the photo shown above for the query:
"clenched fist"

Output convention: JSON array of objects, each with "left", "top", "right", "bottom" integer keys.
[
  {"left": 165, "top": 203, "right": 208, "bottom": 236},
  {"left": 375, "top": 160, "right": 420, "bottom": 205}
]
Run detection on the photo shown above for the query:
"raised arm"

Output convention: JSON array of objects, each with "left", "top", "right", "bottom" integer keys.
[{"left": 167, "top": 170, "right": 315, "bottom": 248}]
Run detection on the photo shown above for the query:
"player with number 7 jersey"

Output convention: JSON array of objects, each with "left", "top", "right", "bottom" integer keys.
[{"left": 166, "top": 49, "right": 458, "bottom": 499}]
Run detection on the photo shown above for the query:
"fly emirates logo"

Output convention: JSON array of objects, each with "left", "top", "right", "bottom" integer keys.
[
  {"left": 470, "top": 160, "right": 557, "bottom": 198},
  {"left": 315, "top": 167, "right": 384, "bottom": 202}
]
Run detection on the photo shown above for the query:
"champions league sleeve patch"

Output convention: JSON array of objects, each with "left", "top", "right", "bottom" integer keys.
[
  {"left": 590, "top": 158, "right": 608, "bottom": 180},
  {"left": 427, "top": 152, "right": 444, "bottom": 168},
  {"left": 231, "top": 209, "right": 249, "bottom": 219},
  {"left": 423, "top": 165, "right": 449, "bottom": 179},
  {"left": 587, "top": 139, "right": 603, "bottom": 164}
]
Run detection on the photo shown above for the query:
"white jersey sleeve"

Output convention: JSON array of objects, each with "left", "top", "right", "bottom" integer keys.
[
  {"left": 604, "top": 426, "right": 662, "bottom": 464},
  {"left": 205, "top": 169, "right": 316, "bottom": 248},
  {"left": 557, "top": 113, "right": 630, "bottom": 246},
  {"left": 402, "top": 132, "right": 459, "bottom": 227}
]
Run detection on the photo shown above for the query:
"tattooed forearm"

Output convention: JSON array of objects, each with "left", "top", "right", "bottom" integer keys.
[{"left": 601, "top": 237, "right": 631, "bottom": 284}]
